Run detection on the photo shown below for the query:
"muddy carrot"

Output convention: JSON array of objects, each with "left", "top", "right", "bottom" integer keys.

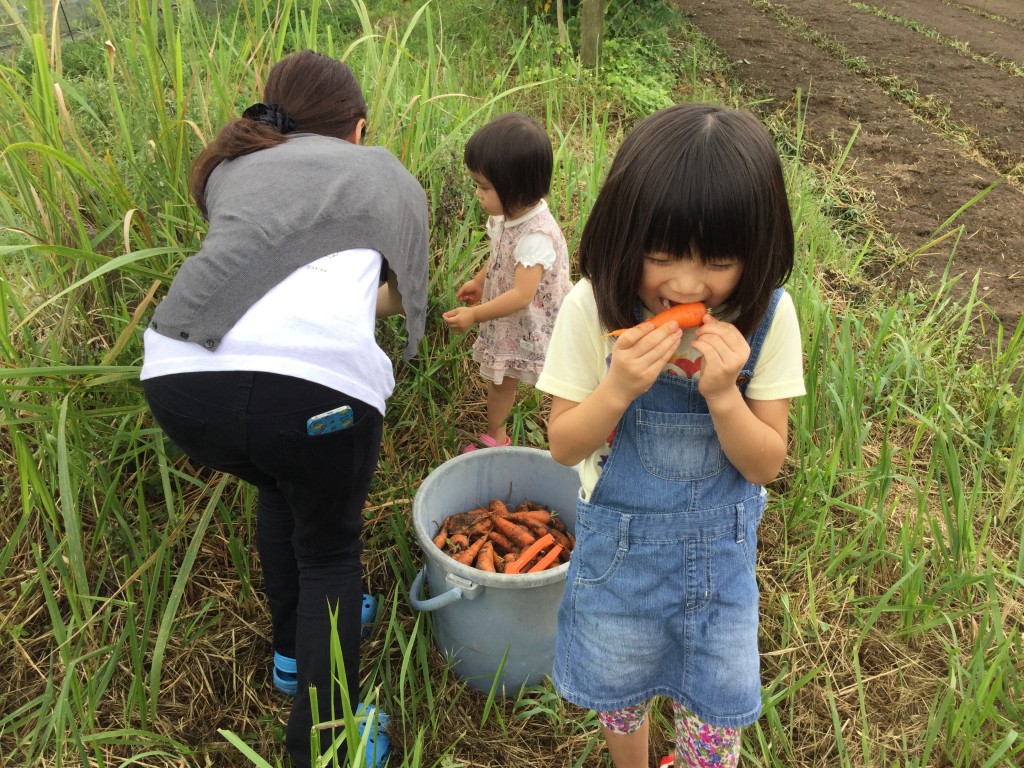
[
  {"left": 487, "top": 529, "right": 516, "bottom": 553},
  {"left": 515, "top": 500, "right": 550, "bottom": 512},
  {"left": 504, "top": 533, "right": 556, "bottom": 575},
  {"left": 475, "top": 540, "right": 497, "bottom": 572},
  {"left": 448, "top": 533, "right": 470, "bottom": 551},
  {"left": 490, "top": 513, "right": 536, "bottom": 549},
  {"left": 432, "top": 519, "right": 449, "bottom": 549},
  {"left": 467, "top": 516, "right": 494, "bottom": 536},
  {"left": 603, "top": 301, "right": 707, "bottom": 338},
  {"left": 509, "top": 509, "right": 553, "bottom": 527},
  {"left": 523, "top": 523, "right": 554, "bottom": 543},
  {"left": 527, "top": 544, "right": 564, "bottom": 573},
  {"left": 548, "top": 527, "right": 573, "bottom": 555},
  {"left": 448, "top": 508, "right": 489, "bottom": 530},
  {"left": 488, "top": 499, "right": 510, "bottom": 516},
  {"left": 453, "top": 534, "right": 488, "bottom": 565}
]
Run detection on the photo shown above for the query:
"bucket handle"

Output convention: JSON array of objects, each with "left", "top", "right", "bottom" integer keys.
[{"left": 408, "top": 567, "right": 474, "bottom": 612}]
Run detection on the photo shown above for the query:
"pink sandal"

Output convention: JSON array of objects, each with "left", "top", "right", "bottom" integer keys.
[{"left": 462, "top": 433, "right": 512, "bottom": 454}]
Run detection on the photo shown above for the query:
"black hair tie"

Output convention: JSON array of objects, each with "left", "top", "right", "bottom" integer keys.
[{"left": 242, "top": 102, "right": 296, "bottom": 134}]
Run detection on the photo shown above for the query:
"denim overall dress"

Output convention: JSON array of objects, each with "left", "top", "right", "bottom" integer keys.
[{"left": 553, "top": 288, "right": 783, "bottom": 728}]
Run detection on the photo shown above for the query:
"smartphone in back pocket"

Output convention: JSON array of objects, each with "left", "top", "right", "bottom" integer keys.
[{"left": 306, "top": 405, "right": 353, "bottom": 435}]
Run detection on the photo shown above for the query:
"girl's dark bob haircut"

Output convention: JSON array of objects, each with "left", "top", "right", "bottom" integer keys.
[
  {"left": 464, "top": 112, "right": 553, "bottom": 215},
  {"left": 579, "top": 103, "right": 795, "bottom": 337}
]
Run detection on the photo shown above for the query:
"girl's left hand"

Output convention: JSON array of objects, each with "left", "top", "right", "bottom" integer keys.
[
  {"left": 691, "top": 314, "right": 749, "bottom": 401},
  {"left": 442, "top": 306, "right": 476, "bottom": 333}
]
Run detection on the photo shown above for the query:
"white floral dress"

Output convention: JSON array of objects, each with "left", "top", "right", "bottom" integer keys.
[{"left": 472, "top": 200, "right": 572, "bottom": 386}]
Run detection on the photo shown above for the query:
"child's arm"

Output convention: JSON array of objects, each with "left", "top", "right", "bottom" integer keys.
[
  {"left": 547, "top": 321, "right": 683, "bottom": 466},
  {"left": 442, "top": 262, "right": 544, "bottom": 333},
  {"left": 692, "top": 315, "right": 789, "bottom": 484},
  {"left": 375, "top": 269, "right": 404, "bottom": 318}
]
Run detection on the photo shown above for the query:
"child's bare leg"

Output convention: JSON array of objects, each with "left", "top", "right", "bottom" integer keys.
[
  {"left": 485, "top": 376, "right": 518, "bottom": 444},
  {"left": 599, "top": 703, "right": 650, "bottom": 768}
]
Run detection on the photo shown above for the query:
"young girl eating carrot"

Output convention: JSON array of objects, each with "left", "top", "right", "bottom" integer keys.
[
  {"left": 443, "top": 112, "right": 572, "bottom": 453},
  {"left": 537, "top": 103, "right": 806, "bottom": 768}
]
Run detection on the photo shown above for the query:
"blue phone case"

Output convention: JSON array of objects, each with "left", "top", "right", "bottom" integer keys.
[{"left": 307, "top": 405, "right": 353, "bottom": 435}]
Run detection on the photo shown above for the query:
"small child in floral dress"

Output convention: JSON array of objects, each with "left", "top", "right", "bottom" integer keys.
[{"left": 443, "top": 112, "right": 572, "bottom": 452}]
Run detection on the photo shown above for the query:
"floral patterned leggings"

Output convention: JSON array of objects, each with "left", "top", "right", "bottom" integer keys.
[{"left": 598, "top": 701, "right": 741, "bottom": 767}]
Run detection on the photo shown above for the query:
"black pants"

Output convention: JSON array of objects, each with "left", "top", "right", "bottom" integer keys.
[{"left": 142, "top": 370, "right": 383, "bottom": 766}]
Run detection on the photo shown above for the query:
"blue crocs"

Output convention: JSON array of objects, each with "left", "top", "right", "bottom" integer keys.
[
  {"left": 273, "top": 594, "right": 379, "bottom": 696},
  {"left": 356, "top": 703, "right": 391, "bottom": 768},
  {"left": 361, "top": 593, "right": 378, "bottom": 639},
  {"left": 272, "top": 651, "right": 298, "bottom": 696}
]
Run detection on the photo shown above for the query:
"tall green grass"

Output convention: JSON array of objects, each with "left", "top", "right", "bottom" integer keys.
[{"left": 1, "top": 0, "right": 1021, "bottom": 766}]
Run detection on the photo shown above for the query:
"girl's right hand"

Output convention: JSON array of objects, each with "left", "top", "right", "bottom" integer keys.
[
  {"left": 605, "top": 321, "right": 682, "bottom": 403},
  {"left": 455, "top": 278, "right": 483, "bottom": 305}
]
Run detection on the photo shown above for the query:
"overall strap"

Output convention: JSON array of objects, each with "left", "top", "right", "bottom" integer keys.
[{"left": 737, "top": 287, "right": 785, "bottom": 395}]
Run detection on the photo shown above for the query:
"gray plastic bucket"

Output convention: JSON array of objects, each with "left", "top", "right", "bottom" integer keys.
[{"left": 409, "top": 446, "right": 580, "bottom": 695}]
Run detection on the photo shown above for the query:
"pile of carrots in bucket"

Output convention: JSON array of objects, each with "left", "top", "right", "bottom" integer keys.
[{"left": 432, "top": 499, "right": 575, "bottom": 574}]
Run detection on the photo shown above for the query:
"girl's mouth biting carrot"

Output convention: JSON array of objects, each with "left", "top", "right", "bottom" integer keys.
[{"left": 604, "top": 301, "right": 708, "bottom": 338}]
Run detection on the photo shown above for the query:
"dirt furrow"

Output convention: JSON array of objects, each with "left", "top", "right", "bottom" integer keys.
[
  {"left": 775, "top": 0, "right": 1022, "bottom": 172},
  {"left": 875, "top": 0, "right": 1024, "bottom": 63},
  {"left": 676, "top": 0, "right": 1024, "bottom": 332},
  {"left": 956, "top": 0, "right": 1024, "bottom": 27}
]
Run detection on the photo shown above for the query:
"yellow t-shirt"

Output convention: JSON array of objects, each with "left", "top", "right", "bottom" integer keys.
[{"left": 536, "top": 279, "right": 806, "bottom": 497}]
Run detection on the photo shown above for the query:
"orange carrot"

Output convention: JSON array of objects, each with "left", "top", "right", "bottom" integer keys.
[
  {"left": 432, "top": 519, "right": 449, "bottom": 549},
  {"left": 490, "top": 513, "right": 536, "bottom": 549},
  {"left": 509, "top": 509, "right": 553, "bottom": 527},
  {"left": 467, "top": 516, "right": 494, "bottom": 537},
  {"left": 504, "top": 533, "right": 555, "bottom": 575},
  {"left": 488, "top": 499, "right": 510, "bottom": 516},
  {"left": 604, "top": 301, "right": 707, "bottom": 338},
  {"left": 487, "top": 529, "right": 516, "bottom": 553},
  {"left": 453, "top": 534, "right": 488, "bottom": 565},
  {"left": 448, "top": 533, "right": 470, "bottom": 551},
  {"left": 475, "top": 540, "right": 497, "bottom": 572},
  {"left": 527, "top": 544, "right": 563, "bottom": 573}
]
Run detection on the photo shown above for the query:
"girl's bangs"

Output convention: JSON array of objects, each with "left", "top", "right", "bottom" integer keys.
[{"left": 643, "top": 170, "right": 755, "bottom": 264}]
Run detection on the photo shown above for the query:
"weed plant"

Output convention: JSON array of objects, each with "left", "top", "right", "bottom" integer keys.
[{"left": 0, "top": 0, "right": 1021, "bottom": 766}]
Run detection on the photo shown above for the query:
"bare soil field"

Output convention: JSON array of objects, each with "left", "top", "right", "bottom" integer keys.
[{"left": 676, "top": 0, "right": 1024, "bottom": 334}]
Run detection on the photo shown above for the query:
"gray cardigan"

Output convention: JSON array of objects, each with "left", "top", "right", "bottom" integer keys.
[{"left": 150, "top": 134, "right": 429, "bottom": 360}]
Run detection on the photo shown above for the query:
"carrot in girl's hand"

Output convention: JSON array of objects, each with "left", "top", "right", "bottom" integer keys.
[
  {"left": 604, "top": 301, "right": 707, "bottom": 338},
  {"left": 504, "top": 533, "right": 555, "bottom": 575}
]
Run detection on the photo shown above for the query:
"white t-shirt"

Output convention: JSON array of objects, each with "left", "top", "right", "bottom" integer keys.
[
  {"left": 536, "top": 279, "right": 806, "bottom": 495},
  {"left": 141, "top": 249, "right": 395, "bottom": 415}
]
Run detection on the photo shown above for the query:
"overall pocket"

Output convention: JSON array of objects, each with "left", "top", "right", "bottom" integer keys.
[{"left": 634, "top": 409, "right": 726, "bottom": 481}]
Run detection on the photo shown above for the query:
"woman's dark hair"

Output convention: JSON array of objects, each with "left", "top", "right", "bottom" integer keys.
[
  {"left": 464, "top": 112, "right": 553, "bottom": 214},
  {"left": 189, "top": 50, "right": 367, "bottom": 217},
  {"left": 579, "top": 103, "right": 794, "bottom": 337}
]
